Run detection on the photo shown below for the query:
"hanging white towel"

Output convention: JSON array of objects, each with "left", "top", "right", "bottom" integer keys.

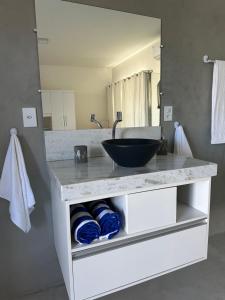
[
  {"left": 211, "top": 60, "right": 225, "bottom": 144},
  {"left": 0, "top": 128, "right": 35, "bottom": 233},
  {"left": 174, "top": 122, "right": 193, "bottom": 158}
]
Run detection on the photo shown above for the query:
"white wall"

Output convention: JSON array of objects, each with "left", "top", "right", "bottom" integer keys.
[
  {"left": 40, "top": 65, "right": 112, "bottom": 129},
  {"left": 112, "top": 41, "right": 160, "bottom": 82}
]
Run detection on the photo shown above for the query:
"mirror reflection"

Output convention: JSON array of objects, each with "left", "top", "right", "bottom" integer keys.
[{"left": 35, "top": 0, "right": 161, "bottom": 130}]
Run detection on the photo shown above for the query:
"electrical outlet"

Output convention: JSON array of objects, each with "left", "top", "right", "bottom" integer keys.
[
  {"left": 22, "top": 108, "right": 37, "bottom": 127},
  {"left": 164, "top": 106, "right": 173, "bottom": 121}
]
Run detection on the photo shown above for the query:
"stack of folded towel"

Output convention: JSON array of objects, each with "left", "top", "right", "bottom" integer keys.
[
  {"left": 89, "top": 200, "right": 121, "bottom": 240},
  {"left": 71, "top": 200, "right": 121, "bottom": 244},
  {"left": 70, "top": 204, "right": 101, "bottom": 244}
]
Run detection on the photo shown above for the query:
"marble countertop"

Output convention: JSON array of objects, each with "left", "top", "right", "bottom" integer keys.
[{"left": 48, "top": 154, "right": 217, "bottom": 202}]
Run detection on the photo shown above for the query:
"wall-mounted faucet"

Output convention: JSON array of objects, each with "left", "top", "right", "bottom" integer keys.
[
  {"left": 112, "top": 111, "right": 122, "bottom": 139},
  {"left": 90, "top": 114, "right": 103, "bottom": 129}
]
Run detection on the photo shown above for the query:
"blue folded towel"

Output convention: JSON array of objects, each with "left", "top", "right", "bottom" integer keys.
[
  {"left": 71, "top": 204, "right": 101, "bottom": 244},
  {"left": 89, "top": 200, "right": 121, "bottom": 239}
]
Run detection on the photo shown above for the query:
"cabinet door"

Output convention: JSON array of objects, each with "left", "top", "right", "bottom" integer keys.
[
  {"left": 50, "top": 91, "right": 64, "bottom": 130},
  {"left": 73, "top": 224, "right": 207, "bottom": 300},
  {"left": 63, "top": 91, "right": 76, "bottom": 130},
  {"left": 112, "top": 187, "right": 177, "bottom": 234},
  {"left": 41, "top": 91, "right": 52, "bottom": 115}
]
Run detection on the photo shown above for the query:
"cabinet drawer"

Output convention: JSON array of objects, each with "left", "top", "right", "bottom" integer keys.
[
  {"left": 111, "top": 187, "right": 177, "bottom": 234},
  {"left": 73, "top": 224, "right": 207, "bottom": 300}
]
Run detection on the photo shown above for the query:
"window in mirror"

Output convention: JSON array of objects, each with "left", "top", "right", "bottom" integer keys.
[{"left": 35, "top": 0, "right": 161, "bottom": 130}]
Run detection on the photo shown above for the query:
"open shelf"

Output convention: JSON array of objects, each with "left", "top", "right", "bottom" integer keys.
[
  {"left": 177, "top": 203, "right": 207, "bottom": 224},
  {"left": 71, "top": 202, "right": 207, "bottom": 254}
]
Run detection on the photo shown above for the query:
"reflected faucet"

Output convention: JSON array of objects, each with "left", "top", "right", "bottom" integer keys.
[
  {"left": 90, "top": 114, "right": 103, "bottom": 129},
  {"left": 112, "top": 111, "right": 122, "bottom": 139}
]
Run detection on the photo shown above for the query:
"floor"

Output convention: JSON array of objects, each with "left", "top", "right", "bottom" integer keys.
[{"left": 19, "top": 233, "right": 225, "bottom": 300}]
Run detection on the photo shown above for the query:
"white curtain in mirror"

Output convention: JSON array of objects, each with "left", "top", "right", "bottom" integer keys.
[{"left": 107, "top": 71, "right": 151, "bottom": 128}]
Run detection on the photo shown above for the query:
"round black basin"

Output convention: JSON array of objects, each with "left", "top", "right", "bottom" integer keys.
[{"left": 102, "top": 138, "right": 161, "bottom": 168}]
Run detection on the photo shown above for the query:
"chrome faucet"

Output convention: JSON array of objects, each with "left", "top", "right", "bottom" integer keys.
[
  {"left": 112, "top": 111, "right": 122, "bottom": 139},
  {"left": 90, "top": 114, "right": 103, "bottom": 129}
]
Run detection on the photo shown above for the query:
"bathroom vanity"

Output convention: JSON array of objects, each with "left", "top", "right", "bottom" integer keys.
[
  {"left": 36, "top": 2, "right": 217, "bottom": 299},
  {"left": 48, "top": 154, "right": 217, "bottom": 300}
]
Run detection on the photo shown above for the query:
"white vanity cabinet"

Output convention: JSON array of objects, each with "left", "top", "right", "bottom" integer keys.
[{"left": 48, "top": 155, "right": 217, "bottom": 300}]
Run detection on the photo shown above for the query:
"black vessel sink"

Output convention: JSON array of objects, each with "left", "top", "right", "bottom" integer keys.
[{"left": 102, "top": 138, "right": 161, "bottom": 168}]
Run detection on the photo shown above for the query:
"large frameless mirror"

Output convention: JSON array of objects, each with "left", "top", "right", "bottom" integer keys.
[{"left": 35, "top": 0, "right": 161, "bottom": 130}]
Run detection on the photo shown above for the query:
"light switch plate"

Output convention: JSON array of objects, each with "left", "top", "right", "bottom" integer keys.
[
  {"left": 22, "top": 108, "right": 37, "bottom": 127},
  {"left": 164, "top": 106, "right": 173, "bottom": 121}
]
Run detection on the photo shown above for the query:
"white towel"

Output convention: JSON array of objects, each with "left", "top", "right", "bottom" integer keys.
[
  {"left": 0, "top": 128, "right": 35, "bottom": 233},
  {"left": 174, "top": 122, "right": 193, "bottom": 158},
  {"left": 211, "top": 60, "right": 225, "bottom": 144}
]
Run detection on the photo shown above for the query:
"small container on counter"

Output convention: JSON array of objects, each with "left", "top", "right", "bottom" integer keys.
[{"left": 74, "top": 145, "right": 88, "bottom": 163}]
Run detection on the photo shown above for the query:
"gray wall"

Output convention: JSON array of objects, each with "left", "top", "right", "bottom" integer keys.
[
  {"left": 0, "top": 1, "right": 63, "bottom": 299},
  {"left": 1, "top": 0, "right": 225, "bottom": 298}
]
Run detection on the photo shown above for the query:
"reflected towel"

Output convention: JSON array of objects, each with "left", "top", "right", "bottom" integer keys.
[
  {"left": 89, "top": 200, "right": 121, "bottom": 240},
  {"left": 71, "top": 204, "right": 100, "bottom": 244},
  {"left": 174, "top": 122, "right": 193, "bottom": 158},
  {"left": 0, "top": 128, "right": 35, "bottom": 233},
  {"left": 211, "top": 60, "right": 225, "bottom": 144}
]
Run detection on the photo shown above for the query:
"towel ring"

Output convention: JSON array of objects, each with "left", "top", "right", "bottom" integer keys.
[{"left": 10, "top": 128, "right": 17, "bottom": 135}]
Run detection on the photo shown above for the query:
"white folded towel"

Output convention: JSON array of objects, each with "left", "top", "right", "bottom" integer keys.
[
  {"left": 0, "top": 128, "right": 35, "bottom": 233},
  {"left": 211, "top": 60, "right": 225, "bottom": 144},
  {"left": 174, "top": 122, "right": 193, "bottom": 158}
]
